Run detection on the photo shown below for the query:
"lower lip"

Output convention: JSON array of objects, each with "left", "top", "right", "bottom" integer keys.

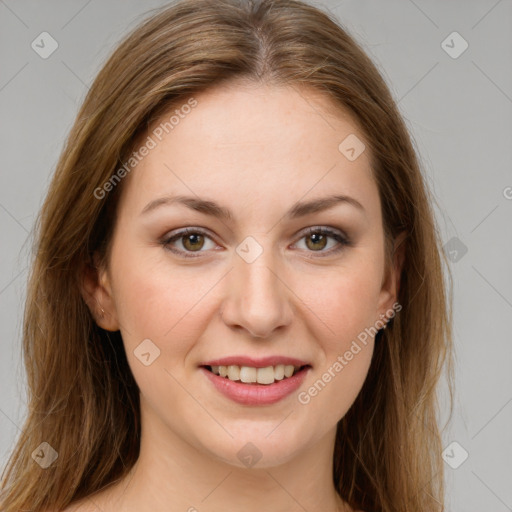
[{"left": 200, "top": 366, "right": 311, "bottom": 406}]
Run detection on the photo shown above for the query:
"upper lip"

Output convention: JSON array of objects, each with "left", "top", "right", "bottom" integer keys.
[{"left": 200, "top": 356, "right": 311, "bottom": 368}]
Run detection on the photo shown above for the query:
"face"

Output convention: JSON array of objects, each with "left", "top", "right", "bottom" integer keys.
[{"left": 87, "top": 81, "right": 401, "bottom": 468}]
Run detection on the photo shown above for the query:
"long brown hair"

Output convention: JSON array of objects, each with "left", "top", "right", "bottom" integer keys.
[{"left": 0, "top": 0, "right": 453, "bottom": 510}]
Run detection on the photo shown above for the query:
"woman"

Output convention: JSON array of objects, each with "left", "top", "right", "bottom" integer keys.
[{"left": 0, "top": 0, "right": 453, "bottom": 510}]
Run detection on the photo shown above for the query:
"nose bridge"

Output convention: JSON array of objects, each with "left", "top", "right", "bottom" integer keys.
[
  {"left": 221, "top": 237, "right": 293, "bottom": 337},
  {"left": 235, "top": 232, "right": 280, "bottom": 291},
  {"left": 240, "top": 252, "right": 280, "bottom": 301}
]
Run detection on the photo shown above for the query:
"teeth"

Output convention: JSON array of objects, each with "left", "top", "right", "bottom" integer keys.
[
  {"left": 227, "top": 365, "right": 240, "bottom": 381},
  {"left": 284, "top": 365, "right": 294, "bottom": 378},
  {"left": 240, "top": 366, "right": 257, "bottom": 383},
  {"left": 256, "top": 366, "right": 274, "bottom": 385},
  {"left": 274, "top": 364, "right": 285, "bottom": 380},
  {"left": 209, "top": 364, "right": 302, "bottom": 385}
]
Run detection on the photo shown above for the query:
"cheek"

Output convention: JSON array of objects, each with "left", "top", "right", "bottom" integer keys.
[
  {"left": 114, "top": 265, "right": 179, "bottom": 338},
  {"left": 292, "top": 259, "right": 381, "bottom": 410},
  {"left": 111, "top": 250, "right": 219, "bottom": 359},
  {"left": 299, "top": 261, "right": 383, "bottom": 346},
  {"left": 111, "top": 258, "right": 214, "bottom": 403},
  {"left": 296, "top": 272, "right": 378, "bottom": 418}
]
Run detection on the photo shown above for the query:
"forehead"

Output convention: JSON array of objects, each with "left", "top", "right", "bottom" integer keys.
[{"left": 118, "top": 82, "right": 379, "bottom": 223}]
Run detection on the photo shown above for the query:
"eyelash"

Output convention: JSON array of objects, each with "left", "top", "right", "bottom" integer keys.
[{"left": 161, "top": 226, "right": 351, "bottom": 259}]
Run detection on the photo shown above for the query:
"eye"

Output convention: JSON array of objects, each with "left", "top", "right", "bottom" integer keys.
[
  {"left": 161, "top": 226, "right": 351, "bottom": 259},
  {"left": 162, "top": 227, "right": 218, "bottom": 257},
  {"left": 293, "top": 226, "right": 350, "bottom": 257}
]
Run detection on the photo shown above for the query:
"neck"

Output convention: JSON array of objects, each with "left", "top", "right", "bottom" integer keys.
[{"left": 94, "top": 398, "right": 351, "bottom": 512}]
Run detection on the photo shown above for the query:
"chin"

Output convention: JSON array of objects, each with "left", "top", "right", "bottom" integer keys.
[{"left": 199, "top": 423, "right": 311, "bottom": 469}]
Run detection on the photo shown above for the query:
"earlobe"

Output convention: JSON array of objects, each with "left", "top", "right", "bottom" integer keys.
[{"left": 79, "top": 254, "right": 120, "bottom": 332}]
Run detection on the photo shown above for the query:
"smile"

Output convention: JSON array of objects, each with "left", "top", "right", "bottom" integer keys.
[
  {"left": 205, "top": 364, "right": 305, "bottom": 385},
  {"left": 200, "top": 364, "right": 311, "bottom": 406}
]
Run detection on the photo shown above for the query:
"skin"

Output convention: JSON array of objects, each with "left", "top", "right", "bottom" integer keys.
[{"left": 77, "top": 80, "right": 405, "bottom": 512}]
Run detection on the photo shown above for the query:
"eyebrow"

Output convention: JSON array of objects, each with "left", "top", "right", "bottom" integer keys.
[{"left": 140, "top": 193, "right": 366, "bottom": 221}]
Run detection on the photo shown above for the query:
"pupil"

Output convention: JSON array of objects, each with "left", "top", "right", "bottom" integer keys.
[
  {"left": 184, "top": 233, "right": 203, "bottom": 251},
  {"left": 308, "top": 233, "right": 326, "bottom": 250}
]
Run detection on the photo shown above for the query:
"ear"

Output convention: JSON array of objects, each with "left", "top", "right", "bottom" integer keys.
[
  {"left": 80, "top": 252, "right": 120, "bottom": 332},
  {"left": 376, "top": 230, "right": 407, "bottom": 319}
]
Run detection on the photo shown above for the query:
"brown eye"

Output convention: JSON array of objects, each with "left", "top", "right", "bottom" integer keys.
[
  {"left": 162, "top": 228, "right": 217, "bottom": 257},
  {"left": 294, "top": 227, "right": 350, "bottom": 257},
  {"left": 305, "top": 232, "right": 328, "bottom": 251},
  {"left": 182, "top": 232, "right": 205, "bottom": 251}
]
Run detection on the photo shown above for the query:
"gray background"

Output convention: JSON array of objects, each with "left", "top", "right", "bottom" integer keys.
[{"left": 1, "top": 0, "right": 511, "bottom": 510}]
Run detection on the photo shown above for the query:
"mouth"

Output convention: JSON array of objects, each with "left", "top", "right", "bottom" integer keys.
[
  {"left": 201, "top": 364, "right": 311, "bottom": 386},
  {"left": 200, "top": 362, "right": 312, "bottom": 405}
]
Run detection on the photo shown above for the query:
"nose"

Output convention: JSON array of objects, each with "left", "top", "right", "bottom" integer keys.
[{"left": 220, "top": 250, "right": 293, "bottom": 339}]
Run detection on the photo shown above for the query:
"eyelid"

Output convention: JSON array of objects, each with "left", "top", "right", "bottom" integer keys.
[
  {"left": 291, "top": 226, "right": 350, "bottom": 257},
  {"left": 161, "top": 227, "right": 219, "bottom": 257},
  {"left": 161, "top": 225, "right": 351, "bottom": 258},
  {"left": 297, "top": 225, "right": 349, "bottom": 240}
]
